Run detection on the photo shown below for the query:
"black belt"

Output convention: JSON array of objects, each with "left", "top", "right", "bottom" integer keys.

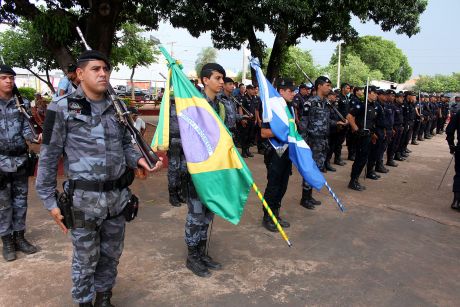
[
  {"left": 0, "top": 148, "right": 28, "bottom": 156},
  {"left": 68, "top": 168, "right": 134, "bottom": 192}
]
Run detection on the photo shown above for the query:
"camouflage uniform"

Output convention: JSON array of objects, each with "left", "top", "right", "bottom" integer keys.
[
  {"left": 167, "top": 101, "right": 187, "bottom": 204},
  {"left": 218, "top": 92, "right": 242, "bottom": 145},
  {"left": 36, "top": 87, "right": 141, "bottom": 303},
  {"left": 300, "top": 95, "right": 330, "bottom": 191},
  {"left": 0, "top": 96, "right": 33, "bottom": 237}
]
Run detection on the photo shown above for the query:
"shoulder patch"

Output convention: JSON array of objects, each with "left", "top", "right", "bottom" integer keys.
[{"left": 68, "top": 97, "right": 91, "bottom": 116}]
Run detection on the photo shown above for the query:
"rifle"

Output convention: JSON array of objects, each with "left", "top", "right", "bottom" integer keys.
[
  {"left": 13, "top": 87, "right": 43, "bottom": 141},
  {"left": 231, "top": 95, "right": 253, "bottom": 118},
  {"left": 76, "top": 27, "right": 159, "bottom": 168}
]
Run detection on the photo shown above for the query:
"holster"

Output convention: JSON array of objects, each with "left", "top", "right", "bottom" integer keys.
[
  {"left": 25, "top": 151, "right": 39, "bottom": 177},
  {"left": 122, "top": 194, "right": 139, "bottom": 222},
  {"left": 56, "top": 190, "right": 75, "bottom": 229}
]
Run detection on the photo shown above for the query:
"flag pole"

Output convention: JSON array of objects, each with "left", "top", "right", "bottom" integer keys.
[{"left": 252, "top": 183, "right": 292, "bottom": 247}]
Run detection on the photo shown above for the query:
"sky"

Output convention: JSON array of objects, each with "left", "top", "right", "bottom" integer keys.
[
  {"left": 120, "top": 0, "right": 459, "bottom": 81},
  {"left": 3, "top": 0, "right": 460, "bottom": 82}
]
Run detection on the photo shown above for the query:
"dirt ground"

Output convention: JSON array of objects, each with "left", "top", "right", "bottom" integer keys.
[{"left": 0, "top": 125, "right": 459, "bottom": 307}]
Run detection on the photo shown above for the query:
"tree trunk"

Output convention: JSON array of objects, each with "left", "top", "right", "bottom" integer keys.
[
  {"left": 44, "top": 62, "right": 56, "bottom": 94},
  {"left": 266, "top": 26, "right": 289, "bottom": 83},
  {"left": 23, "top": 65, "right": 54, "bottom": 94},
  {"left": 130, "top": 66, "right": 136, "bottom": 100},
  {"left": 85, "top": 0, "right": 122, "bottom": 56},
  {"left": 247, "top": 28, "right": 264, "bottom": 83}
]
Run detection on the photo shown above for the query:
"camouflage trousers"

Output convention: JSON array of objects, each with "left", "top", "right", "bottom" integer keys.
[
  {"left": 167, "top": 139, "right": 187, "bottom": 193},
  {"left": 0, "top": 167, "right": 28, "bottom": 236},
  {"left": 185, "top": 177, "right": 214, "bottom": 247},
  {"left": 303, "top": 136, "right": 328, "bottom": 190},
  {"left": 71, "top": 215, "right": 125, "bottom": 303}
]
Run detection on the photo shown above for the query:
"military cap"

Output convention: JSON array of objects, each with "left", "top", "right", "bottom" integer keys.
[
  {"left": 223, "top": 77, "right": 234, "bottom": 83},
  {"left": 327, "top": 90, "right": 337, "bottom": 96},
  {"left": 77, "top": 50, "right": 111, "bottom": 70},
  {"left": 276, "top": 78, "right": 296, "bottom": 90},
  {"left": 404, "top": 91, "right": 416, "bottom": 96},
  {"left": 246, "top": 84, "right": 254, "bottom": 90},
  {"left": 365, "top": 85, "right": 379, "bottom": 93},
  {"left": 0, "top": 65, "right": 16, "bottom": 76},
  {"left": 315, "top": 76, "right": 332, "bottom": 88},
  {"left": 298, "top": 83, "right": 308, "bottom": 90},
  {"left": 386, "top": 89, "right": 396, "bottom": 95},
  {"left": 200, "top": 63, "right": 226, "bottom": 78},
  {"left": 377, "top": 89, "right": 386, "bottom": 95},
  {"left": 68, "top": 63, "right": 77, "bottom": 73}
]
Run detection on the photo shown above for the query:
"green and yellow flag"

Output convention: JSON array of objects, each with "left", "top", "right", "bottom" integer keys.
[{"left": 153, "top": 46, "right": 254, "bottom": 224}]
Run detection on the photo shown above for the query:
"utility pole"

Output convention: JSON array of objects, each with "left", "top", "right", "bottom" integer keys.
[
  {"left": 166, "top": 41, "right": 176, "bottom": 57},
  {"left": 337, "top": 43, "right": 342, "bottom": 89}
]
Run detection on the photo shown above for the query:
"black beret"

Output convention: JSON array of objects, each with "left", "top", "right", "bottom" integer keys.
[
  {"left": 395, "top": 91, "right": 404, "bottom": 97},
  {"left": 223, "top": 77, "right": 234, "bottom": 83},
  {"left": 246, "top": 84, "right": 254, "bottom": 90},
  {"left": 77, "top": 50, "right": 111, "bottom": 70},
  {"left": 377, "top": 89, "right": 386, "bottom": 95},
  {"left": 68, "top": 63, "right": 77, "bottom": 73},
  {"left": 327, "top": 90, "right": 337, "bottom": 96},
  {"left": 276, "top": 78, "right": 295, "bottom": 90},
  {"left": 405, "top": 91, "right": 416, "bottom": 96},
  {"left": 0, "top": 65, "right": 16, "bottom": 76},
  {"left": 299, "top": 83, "right": 308, "bottom": 89},
  {"left": 386, "top": 89, "right": 396, "bottom": 95},
  {"left": 315, "top": 76, "right": 332, "bottom": 88},
  {"left": 200, "top": 63, "right": 226, "bottom": 78}
]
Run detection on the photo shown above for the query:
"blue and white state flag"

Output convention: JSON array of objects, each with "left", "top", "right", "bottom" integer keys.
[{"left": 250, "top": 58, "right": 326, "bottom": 190}]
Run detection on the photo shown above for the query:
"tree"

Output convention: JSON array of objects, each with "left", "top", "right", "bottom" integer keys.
[
  {"left": 414, "top": 74, "right": 460, "bottom": 92},
  {"left": 161, "top": 0, "right": 427, "bottom": 82},
  {"left": 113, "top": 23, "right": 159, "bottom": 100},
  {"left": 265, "top": 46, "right": 319, "bottom": 84},
  {"left": 329, "top": 36, "right": 412, "bottom": 83},
  {"left": 0, "top": 21, "right": 61, "bottom": 93},
  {"left": 0, "top": 0, "right": 162, "bottom": 71},
  {"left": 324, "top": 54, "right": 383, "bottom": 87},
  {"left": 194, "top": 47, "right": 217, "bottom": 77}
]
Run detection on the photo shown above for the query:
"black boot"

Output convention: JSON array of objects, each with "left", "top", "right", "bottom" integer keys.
[
  {"left": 386, "top": 159, "right": 398, "bottom": 167},
  {"left": 411, "top": 139, "right": 419, "bottom": 145},
  {"left": 273, "top": 208, "right": 290, "bottom": 228},
  {"left": 310, "top": 190, "right": 321, "bottom": 206},
  {"left": 325, "top": 160, "right": 336, "bottom": 172},
  {"left": 2, "top": 234, "right": 16, "bottom": 261},
  {"left": 94, "top": 290, "right": 114, "bottom": 307},
  {"left": 348, "top": 153, "right": 355, "bottom": 161},
  {"left": 400, "top": 152, "right": 409, "bottom": 158},
  {"left": 300, "top": 189, "right": 315, "bottom": 210},
  {"left": 186, "top": 246, "right": 211, "bottom": 277},
  {"left": 79, "top": 303, "right": 93, "bottom": 307},
  {"left": 451, "top": 192, "right": 460, "bottom": 211},
  {"left": 169, "top": 190, "right": 181, "bottom": 207},
  {"left": 348, "top": 179, "right": 365, "bottom": 191},
  {"left": 405, "top": 148, "right": 412, "bottom": 153},
  {"left": 334, "top": 158, "right": 346, "bottom": 166},
  {"left": 246, "top": 148, "right": 254, "bottom": 157},
  {"left": 375, "top": 162, "right": 389, "bottom": 173},
  {"left": 262, "top": 214, "right": 278, "bottom": 232},
  {"left": 241, "top": 149, "right": 248, "bottom": 158},
  {"left": 198, "top": 240, "right": 222, "bottom": 270},
  {"left": 366, "top": 171, "right": 379, "bottom": 180},
  {"left": 13, "top": 230, "right": 37, "bottom": 254}
]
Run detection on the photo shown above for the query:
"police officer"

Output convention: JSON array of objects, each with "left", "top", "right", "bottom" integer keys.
[
  {"left": 36, "top": 51, "right": 163, "bottom": 306},
  {"left": 347, "top": 86, "right": 364, "bottom": 161},
  {"left": 299, "top": 76, "right": 332, "bottom": 209},
  {"left": 438, "top": 94, "right": 449, "bottom": 134},
  {"left": 219, "top": 77, "right": 246, "bottom": 145},
  {"left": 0, "top": 65, "right": 40, "bottom": 262},
  {"left": 167, "top": 99, "right": 187, "bottom": 207},
  {"left": 399, "top": 91, "right": 417, "bottom": 156},
  {"left": 335, "top": 82, "right": 352, "bottom": 165},
  {"left": 325, "top": 90, "right": 348, "bottom": 172},
  {"left": 451, "top": 96, "right": 460, "bottom": 115},
  {"left": 293, "top": 83, "right": 311, "bottom": 125},
  {"left": 239, "top": 85, "right": 258, "bottom": 157},
  {"left": 367, "top": 90, "right": 389, "bottom": 176},
  {"left": 261, "top": 78, "right": 295, "bottom": 231},
  {"left": 182, "top": 63, "right": 226, "bottom": 278},
  {"left": 446, "top": 109, "right": 460, "bottom": 212},
  {"left": 387, "top": 92, "right": 405, "bottom": 164},
  {"left": 347, "top": 86, "right": 378, "bottom": 190}
]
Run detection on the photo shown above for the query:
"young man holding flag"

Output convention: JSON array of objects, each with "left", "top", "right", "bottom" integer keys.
[
  {"left": 261, "top": 79, "right": 296, "bottom": 232},
  {"left": 183, "top": 63, "right": 226, "bottom": 277}
]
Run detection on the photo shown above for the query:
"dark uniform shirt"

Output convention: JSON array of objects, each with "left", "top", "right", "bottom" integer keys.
[
  {"left": 393, "top": 103, "right": 404, "bottom": 126},
  {"left": 349, "top": 99, "right": 376, "bottom": 131}
]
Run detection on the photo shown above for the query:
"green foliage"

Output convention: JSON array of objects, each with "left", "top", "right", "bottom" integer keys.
[
  {"left": 414, "top": 74, "right": 460, "bottom": 92},
  {"left": 330, "top": 36, "right": 412, "bottom": 83},
  {"left": 18, "top": 87, "right": 37, "bottom": 101},
  {"left": 113, "top": 23, "right": 159, "bottom": 70},
  {"left": 195, "top": 47, "right": 218, "bottom": 76},
  {"left": 264, "top": 46, "right": 320, "bottom": 84},
  {"left": 324, "top": 54, "right": 383, "bottom": 87}
]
